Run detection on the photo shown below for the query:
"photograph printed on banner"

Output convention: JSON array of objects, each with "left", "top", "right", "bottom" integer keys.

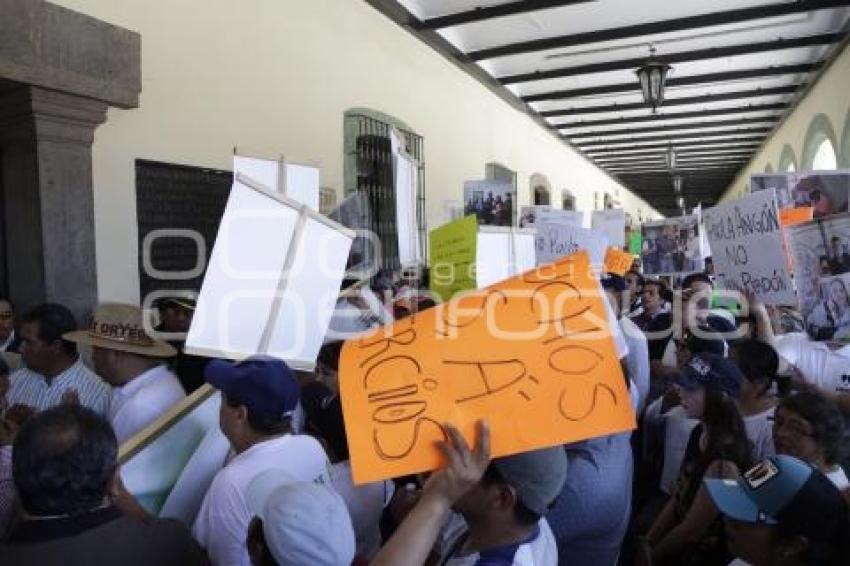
[
  {"left": 787, "top": 212, "right": 850, "bottom": 342},
  {"left": 791, "top": 171, "right": 850, "bottom": 218},
  {"left": 464, "top": 180, "right": 515, "bottom": 227},
  {"left": 640, "top": 216, "right": 703, "bottom": 275},
  {"left": 750, "top": 173, "right": 794, "bottom": 209},
  {"left": 518, "top": 205, "right": 550, "bottom": 229}
]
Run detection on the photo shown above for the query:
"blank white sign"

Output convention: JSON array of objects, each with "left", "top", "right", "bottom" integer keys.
[
  {"left": 284, "top": 162, "right": 320, "bottom": 211},
  {"left": 395, "top": 153, "right": 421, "bottom": 266},
  {"left": 186, "top": 176, "right": 354, "bottom": 369},
  {"left": 233, "top": 155, "right": 280, "bottom": 193}
]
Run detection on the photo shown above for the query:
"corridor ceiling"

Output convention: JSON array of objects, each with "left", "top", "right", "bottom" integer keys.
[{"left": 372, "top": 0, "right": 850, "bottom": 216}]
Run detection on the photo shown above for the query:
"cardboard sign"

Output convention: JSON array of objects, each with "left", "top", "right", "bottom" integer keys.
[
  {"left": 604, "top": 247, "right": 635, "bottom": 276},
  {"left": 339, "top": 251, "right": 636, "bottom": 484},
  {"left": 591, "top": 209, "right": 626, "bottom": 248},
  {"left": 429, "top": 216, "right": 478, "bottom": 301},
  {"left": 779, "top": 206, "right": 814, "bottom": 227},
  {"left": 702, "top": 189, "right": 795, "bottom": 305},
  {"left": 535, "top": 221, "right": 608, "bottom": 265}
]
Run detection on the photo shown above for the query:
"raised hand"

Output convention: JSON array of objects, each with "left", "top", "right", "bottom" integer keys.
[{"left": 421, "top": 420, "right": 491, "bottom": 508}]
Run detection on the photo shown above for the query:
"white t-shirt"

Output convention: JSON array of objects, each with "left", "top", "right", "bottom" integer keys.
[
  {"left": 743, "top": 406, "right": 777, "bottom": 462},
  {"left": 826, "top": 466, "right": 850, "bottom": 490},
  {"left": 620, "top": 316, "right": 649, "bottom": 412},
  {"left": 440, "top": 518, "right": 558, "bottom": 566},
  {"left": 192, "top": 434, "right": 331, "bottom": 566},
  {"left": 330, "top": 461, "right": 394, "bottom": 561},
  {"left": 109, "top": 365, "right": 186, "bottom": 443},
  {"left": 773, "top": 333, "right": 850, "bottom": 395}
]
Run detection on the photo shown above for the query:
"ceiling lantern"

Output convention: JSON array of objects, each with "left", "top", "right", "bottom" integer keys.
[
  {"left": 636, "top": 45, "right": 671, "bottom": 113},
  {"left": 672, "top": 174, "right": 683, "bottom": 194},
  {"left": 665, "top": 144, "right": 677, "bottom": 170}
]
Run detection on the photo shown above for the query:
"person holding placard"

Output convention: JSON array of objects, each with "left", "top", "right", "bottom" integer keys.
[{"left": 192, "top": 358, "right": 331, "bottom": 566}]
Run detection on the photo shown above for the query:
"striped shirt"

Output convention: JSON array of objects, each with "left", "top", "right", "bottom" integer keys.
[{"left": 6, "top": 359, "right": 109, "bottom": 415}]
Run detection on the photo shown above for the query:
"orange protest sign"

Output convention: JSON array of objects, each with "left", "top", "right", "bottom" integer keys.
[
  {"left": 779, "top": 206, "right": 814, "bottom": 227},
  {"left": 604, "top": 247, "right": 635, "bottom": 276},
  {"left": 339, "top": 251, "right": 636, "bottom": 485}
]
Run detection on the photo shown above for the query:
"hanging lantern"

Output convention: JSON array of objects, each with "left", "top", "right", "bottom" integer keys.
[
  {"left": 665, "top": 145, "right": 677, "bottom": 170},
  {"left": 636, "top": 45, "right": 671, "bottom": 113},
  {"left": 672, "top": 174, "right": 683, "bottom": 194}
]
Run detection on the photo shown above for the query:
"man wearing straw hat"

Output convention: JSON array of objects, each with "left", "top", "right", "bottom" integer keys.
[{"left": 64, "top": 303, "right": 186, "bottom": 443}]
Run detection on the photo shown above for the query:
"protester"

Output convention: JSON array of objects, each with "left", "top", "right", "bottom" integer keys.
[
  {"left": 603, "top": 275, "right": 649, "bottom": 410},
  {"left": 630, "top": 279, "right": 672, "bottom": 361},
  {"left": 5, "top": 303, "right": 109, "bottom": 415},
  {"left": 0, "top": 299, "right": 20, "bottom": 353},
  {"left": 301, "top": 381, "right": 394, "bottom": 562},
  {"left": 155, "top": 296, "right": 208, "bottom": 393},
  {"left": 63, "top": 303, "right": 185, "bottom": 443},
  {"left": 193, "top": 358, "right": 331, "bottom": 566},
  {"left": 733, "top": 339, "right": 779, "bottom": 460},
  {"left": 773, "top": 391, "right": 848, "bottom": 492},
  {"left": 624, "top": 270, "right": 645, "bottom": 316},
  {"left": 706, "top": 455, "right": 850, "bottom": 566},
  {"left": 245, "top": 470, "right": 356, "bottom": 566},
  {"left": 0, "top": 404, "right": 208, "bottom": 564},
  {"left": 642, "top": 354, "right": 752, "bottom": 565}
]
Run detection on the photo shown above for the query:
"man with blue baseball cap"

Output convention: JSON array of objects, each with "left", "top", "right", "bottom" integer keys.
[
  {"left": 192, "top": 358, "right": 331, "bottom": 566},
  {"left": 706, "top": 455, "right": 849, "bottom": 566}
]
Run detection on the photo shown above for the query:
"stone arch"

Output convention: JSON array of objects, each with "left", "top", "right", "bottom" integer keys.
[
  {"left": 802, "top": 113, "right": 839, "bottom": 170},
  {"left": 778, "top": 144, "right": 798, "bottom": 172}
]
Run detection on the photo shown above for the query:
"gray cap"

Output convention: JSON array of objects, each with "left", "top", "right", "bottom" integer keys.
[{"left": 492, "top": 446, "right": 568, "bottom": 515}]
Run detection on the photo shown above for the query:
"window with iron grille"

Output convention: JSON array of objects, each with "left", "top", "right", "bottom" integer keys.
[{"left": 344, "top": 109, "right": 425, "bottom": 274}]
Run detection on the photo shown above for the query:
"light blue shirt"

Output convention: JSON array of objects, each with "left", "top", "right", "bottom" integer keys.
[{"left": 6, "top": 358, "right": 110, "bottom": 415}]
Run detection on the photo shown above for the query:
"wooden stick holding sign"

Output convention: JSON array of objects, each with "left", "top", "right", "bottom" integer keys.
[
  {"left": 339, "top": 251, "right": 635, "bottom": 485},
  {"left": 233, "top": 149, "right": 321, "bottom": 211}
]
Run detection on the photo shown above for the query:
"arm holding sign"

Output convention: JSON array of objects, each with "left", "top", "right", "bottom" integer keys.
[{"left": 371, "top": 421, "right": 490, "bottom": 566}]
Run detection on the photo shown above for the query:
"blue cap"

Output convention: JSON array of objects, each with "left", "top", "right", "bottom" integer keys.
[
  {"left": 675, "top": 353, "right": 742, "bottom": 398},
  {"left": 205, "top": 357, "right": 300, "bottom": 420},
  {"left": 706, "top": 455, "right": 846, "bottom": 540}
]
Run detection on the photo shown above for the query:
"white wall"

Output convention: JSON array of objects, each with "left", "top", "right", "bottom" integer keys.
[
  {"left": 50, "top": 0, "right": 662, "bottom": 303},
  {"left": 720, "top": 42, "right": 850, "bottom": 202}
]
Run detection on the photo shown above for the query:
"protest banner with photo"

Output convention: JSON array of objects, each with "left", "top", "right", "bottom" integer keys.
[
  {"left": 591, "top": 209, "right": 626, "bottom": 248},
  {"left": 791, "top": 171, "right": 850, "bottom": 218},
  {"left": 464, "top": 179, "right": 516, "bottom": 227},
  {"left": 535, "top": 221, "right": 608, "bottom": 266},
  {"left": 339, "top": 251, "right": 635, "bottom": 484},
  {"left": 518, "top": 205, "right": 550, "bottom": 229},
  {"left": 640, "top": 216, "right": 703, "bottom": 275},
  {"left": 750, "top": 173, "right": 794, "bottom": 209},
  {"left": 787, "top": 212, "right": 850, "bottom": 342},
  {"left": 702, "top": 189, "right": 795, "bottom": 305}
]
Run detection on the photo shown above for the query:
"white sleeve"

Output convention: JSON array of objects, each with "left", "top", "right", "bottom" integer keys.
[{"left": 193, "top": 475, "right": 252, "bottom": 566}]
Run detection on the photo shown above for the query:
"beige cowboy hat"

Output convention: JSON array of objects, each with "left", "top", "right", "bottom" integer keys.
[{"left": 64, "top": 302, "right": 177, "bottom": 358}]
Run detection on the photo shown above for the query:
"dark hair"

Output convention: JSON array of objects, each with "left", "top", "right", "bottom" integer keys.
[
  {"left": 13, "top": 405, "right": 117, "bottom": 516},
  {"left": 21, "top": 303, "right": 78, "bottom": 357},
  {"left": 317, "top": 341, "right": 343, "bottom": 374},
  {"left": 0, "top": 356, "right": 9, "bottom": 376},
  {"left": 224, "top": 393, "right": 291, "bottom": 436},
  {"left": 701, "top": 388, "right": 753, "bottom": 472},
  {"left": 682, "top": 273, "right": 713, "bottom": 290},
  {"left": 480, "top": 464, "right": 542, "bottom": 526},
  {"left": 779, "top": 392, "right": 845, "bottom": 466},
  {"left": 625, "top": 270, "right": 645, "bottom": 287},
  {"left": 732, "top": 340, "right": 778, "bottom": 396},
  {"left": 643, "top": 279, "right": 666, "bottom": 293}
]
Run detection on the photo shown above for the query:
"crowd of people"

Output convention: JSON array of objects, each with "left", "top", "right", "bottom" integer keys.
[{"left": 0, "top": 254, "right": 849, "bottom": 566}]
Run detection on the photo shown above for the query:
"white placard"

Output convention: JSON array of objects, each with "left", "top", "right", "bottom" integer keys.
[
  {"left": 534, "top": 221, "right": 609, "bottom": 266},
  {"left": 395, "top": 153, "right": 422, "bottom": 266},
  {"left": 185, "top": 174, "right": 354, "bottom": 369},
  {"left": 283, "top": 162, "right": 321, "bottom": 212},
  {"left": 591, "top": 209, "right": 626, "bottom": 248},
  {"left": 475, "top": 227, "right": 536, "bottom": 288},
  {"left": 121, "top": 389, "right": 221, "bottom": 517},
  {"left": 536, "top": 208, "right": 585, "bottom": 228},
  {"left": 233, "top": 155, "right": 280, "bottom": 192},
  {"left": 702, "top": 189, "right": 795, "bottom": 305}
]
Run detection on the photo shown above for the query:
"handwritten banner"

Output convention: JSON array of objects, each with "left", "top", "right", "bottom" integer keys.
[
  {"left": 702, "top": 188, "right": 796, "bottom": 305},
  {"left": 604, "top": 247, "right": 635, "bottom": 276},
  {"left": 429, "top": 216, "right": 478, "bottom": 301},
  {"left": 535, "top": 221, "right": 609, "bottom": 266},
  {"left": 339, "top": 251, "right": 635, "bottom": 484}
]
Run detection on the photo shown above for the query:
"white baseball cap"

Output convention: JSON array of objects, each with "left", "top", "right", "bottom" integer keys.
[{"left": 245, "top": 470, "right": 356, "bottom": 566}]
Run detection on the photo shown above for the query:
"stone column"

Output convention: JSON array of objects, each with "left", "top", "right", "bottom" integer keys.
[{"left": 0, "top": 85, "right": 106, "bottom": 321}]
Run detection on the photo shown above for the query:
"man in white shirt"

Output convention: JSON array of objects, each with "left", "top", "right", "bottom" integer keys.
[
  {"left": 63, "top": 303, "right": 185, "bottom": 443},
  {"left": 193, "top": 358, "right": 331, "bottom": 566},
  {"left": 6, "top": 303, "right": 109, "bottom": 415}
]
